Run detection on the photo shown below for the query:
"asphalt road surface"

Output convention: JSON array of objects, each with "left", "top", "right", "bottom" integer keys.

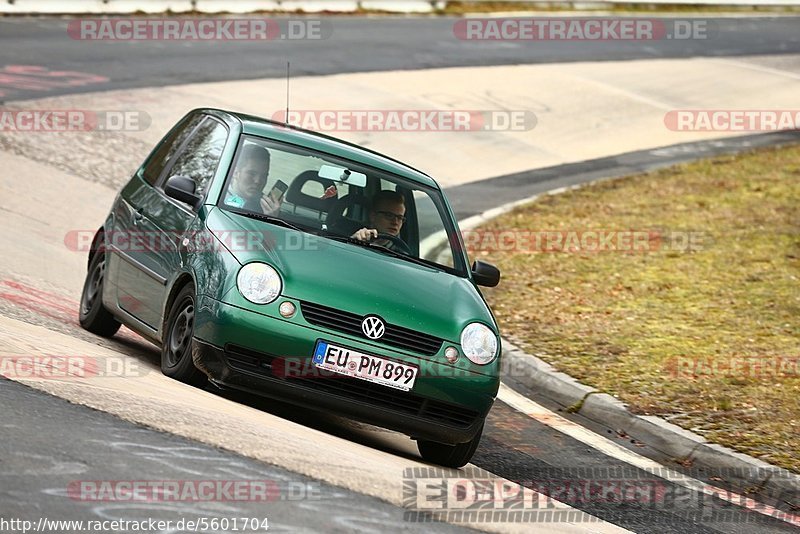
[
  {"left": 0, "top": 377, "right": 471, "bottom": 534},
  {"left": 0, "top": 16, "right": 799, "bottom": 101}
]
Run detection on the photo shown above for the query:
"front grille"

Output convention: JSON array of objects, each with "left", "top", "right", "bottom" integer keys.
[
  {"left": 224, "top": 344, "right": 478, "bottom": 428},
  {"left": 299, "top": 301, "right": 443, "bottom": 356}
]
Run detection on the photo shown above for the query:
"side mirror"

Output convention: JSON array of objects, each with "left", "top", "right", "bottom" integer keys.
[
  {"left": 164, "top": 175, "right": 202, "bottom": 209},
  {"left": 471, "top": 260, "right": 500, "bottom": 287}
]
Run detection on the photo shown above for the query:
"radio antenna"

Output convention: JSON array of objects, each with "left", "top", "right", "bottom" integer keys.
[{"left": 285, "top": 61, "right": 290, "bottom": 126}]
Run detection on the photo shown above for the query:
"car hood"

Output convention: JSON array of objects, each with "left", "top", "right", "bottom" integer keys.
[{"left": 207, "top": 207, "right": 495, "bottom": 341}]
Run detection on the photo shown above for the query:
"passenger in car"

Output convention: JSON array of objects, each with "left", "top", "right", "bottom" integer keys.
[
  {"left": 351, "top": 190, "right": 408, "bottom": 250},
  {"left": 224, "top": 144, "right": 280, "bottom": 215}
]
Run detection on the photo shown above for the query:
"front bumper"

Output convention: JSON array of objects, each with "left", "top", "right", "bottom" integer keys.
[{"left": 192, "top": 298, "right": 498, "bottom": 445}]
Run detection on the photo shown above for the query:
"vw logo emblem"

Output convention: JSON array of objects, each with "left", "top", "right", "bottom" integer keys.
[{"left": 361, "top": 315, "right": 386, "bottom": 340}]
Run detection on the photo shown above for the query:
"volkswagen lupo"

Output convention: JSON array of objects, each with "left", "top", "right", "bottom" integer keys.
[{"left": 79, "top": 108, "right": 501, "bottom": 467}]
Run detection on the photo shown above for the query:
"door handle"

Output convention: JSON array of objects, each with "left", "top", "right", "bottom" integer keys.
[{"left": 132, "top": 208, "right": 145, "bottom": 224}]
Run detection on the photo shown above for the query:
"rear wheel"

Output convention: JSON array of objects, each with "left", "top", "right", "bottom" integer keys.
[
  {"left": 79, "top": 249, "right": 121, "bottom": 337},
  {"left": 161, "top": 285, "right": 206, "bottom": 387},
  {"left": 417, "top": 423, "right": 484, "bottom": 468}
]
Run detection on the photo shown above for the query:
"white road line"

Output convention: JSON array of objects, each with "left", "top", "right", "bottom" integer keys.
[{"left": 497, "top": 382, "right": 800, "bottom": 528}]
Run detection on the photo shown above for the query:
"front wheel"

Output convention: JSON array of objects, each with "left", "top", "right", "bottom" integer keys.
[
  {"left": 417, "top": 423, "right": 484, "bottom": 468},
  {"left": 79, "top": 249, "right": 121, "bottom": 337},
  {"left": 161, "top": 285, "right": 206, "bottom": 387}
]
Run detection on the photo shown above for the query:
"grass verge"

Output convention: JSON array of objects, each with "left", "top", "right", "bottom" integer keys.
[{"left": 478, "top": 143, "right": 800, "bottom": 472}]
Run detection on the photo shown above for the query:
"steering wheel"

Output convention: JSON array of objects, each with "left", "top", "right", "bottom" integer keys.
[{"left": 373, "top": 233, "right": 412, "bottom": 255}]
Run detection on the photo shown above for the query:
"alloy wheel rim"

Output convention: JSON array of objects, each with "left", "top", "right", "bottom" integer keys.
[
  {"left": 81, "top": 259, "right": 105, "bottom": 315},
  {"left": 167, "top": 299, "right": 194, "bottom": 367}
]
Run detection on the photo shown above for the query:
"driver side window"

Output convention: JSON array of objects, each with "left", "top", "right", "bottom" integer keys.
[{"left": 141, "top": 114, "right": 204, "bottom": 186}]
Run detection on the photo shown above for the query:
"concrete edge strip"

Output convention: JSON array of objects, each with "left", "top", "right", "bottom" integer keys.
[{"left": 471, "top": 136, "right": 800, "bottom": 498}]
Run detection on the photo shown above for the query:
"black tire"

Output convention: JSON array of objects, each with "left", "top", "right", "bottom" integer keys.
[
  {"left": 79, "top": 249, "right": 121, "bottom": 337},
  {"left": 417, "top": 423, "right": 484, "bottom": 468},
  {"left": 161, "top": 285, "right": 206, "bottom": 387}
]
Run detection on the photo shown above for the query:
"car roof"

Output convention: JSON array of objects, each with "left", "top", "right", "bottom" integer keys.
[{"left": 206, "top": 108, "right": 439, "bottom": 189}]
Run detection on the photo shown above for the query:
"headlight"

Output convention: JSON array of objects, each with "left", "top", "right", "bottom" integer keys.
[
  {"left": 237, "top": 263, "right": 282, "bottom": 304},
  {"left": 460, "top": 323, "right": 498, "bottom": 365}
]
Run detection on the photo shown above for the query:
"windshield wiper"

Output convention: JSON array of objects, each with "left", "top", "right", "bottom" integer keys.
[
  {"left": 322, "top": 232, "right": 441, "bottom": 270},
  {"left": 232, "top": 210, "right": 307, "bottom": 233},
  {"left": 320, "top": 233, "right": 364, "bottom": 245},
  {"left": 367, "top": 243, "right": 440, "bottom": 270}
]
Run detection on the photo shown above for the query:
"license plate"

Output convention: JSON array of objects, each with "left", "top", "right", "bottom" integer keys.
[{"left": 312, "top": 340, "right": 418, "bottom": 391}]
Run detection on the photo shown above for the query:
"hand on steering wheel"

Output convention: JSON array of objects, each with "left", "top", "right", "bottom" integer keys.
[
  {"left": 351, "top": 228, "right": 411, "bottom": 255},
  {"left": 351, "top": 228, "right": 378, "bottom": 242}
]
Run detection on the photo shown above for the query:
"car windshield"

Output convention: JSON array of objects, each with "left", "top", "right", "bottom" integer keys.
[{"left": 217, "top": 135, "right": 467, "bottom": 276}]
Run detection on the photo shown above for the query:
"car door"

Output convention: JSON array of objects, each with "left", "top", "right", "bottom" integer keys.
[
  {"left": 110, "top": 113, "right": 206, "bottom": 330},
  {"left": 123, "top": 116, "right": 229, "bottom": 330}
]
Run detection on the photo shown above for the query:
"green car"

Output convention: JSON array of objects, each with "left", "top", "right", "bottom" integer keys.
[{"left": 79, "top": 108, "right": 502, "bottom": 467}]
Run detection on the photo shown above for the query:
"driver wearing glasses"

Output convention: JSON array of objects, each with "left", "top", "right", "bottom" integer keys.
[{"left": 351, "top": 190, "right": 409, "bottom": 252}]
